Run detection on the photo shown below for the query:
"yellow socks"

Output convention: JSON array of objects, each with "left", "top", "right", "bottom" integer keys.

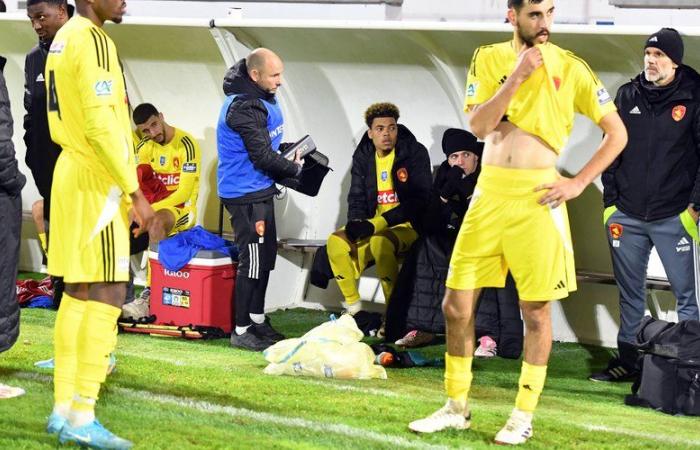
[
  {"left": 368, "top": 233, "right": 398, "bottom": 301},
  {"left": 515, "top": 361, "right": 547, "bottom": 412},
  {"left": 53, "top": 294, "right": 87, "bottom": 408},
  {"left": 444, "top": 353, "right": 473, "bottom": 403},
  {"left": 73, "top": 301, "right": 121, "bottom": 410},
  {"left": 327, "top": 233, "right": 360, "bottom": 303},
  {"left": 38, "top": 232, "right": 47, "bottom": 254}
]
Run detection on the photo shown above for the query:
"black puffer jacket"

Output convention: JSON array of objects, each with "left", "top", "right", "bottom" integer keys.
[
  {"left": 0, "top": 57, "right": 25, "bottom": 353},
  {"left": 603, "top": 65, "right": 700, "bottom": 221},
  {"left": 347, "top": 124, "right": 432, "bottom": 228}
]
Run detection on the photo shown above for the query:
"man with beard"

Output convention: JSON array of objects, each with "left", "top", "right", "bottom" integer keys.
[
  {"left": 409, "top": 0, "right": 628, "bottom": 445},
  {"left": 45, "top": 0, "right": 162, "bottom": 446},
  {"left": 24, "top": 0, "right": 72, "bottom": 306},
  {"left": 217, "top": 48, "right": 304, "bottom": 351},
  {"left": 592, "top": 28, "right": 700, "bottom": 382},
  {"left": 121, "top": 103, "right": 201, "bottom": 320}
]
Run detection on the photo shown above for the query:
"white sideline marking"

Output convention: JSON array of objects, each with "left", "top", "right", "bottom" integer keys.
[
  {"left": 584, "top": 424, "right": 700, "bottom": 447},
  {"left": 295, "top": 378, "right": 399, "bottom": 398},
  {"left": 117, "top": 387, "right": 450, "bottom": 450}
]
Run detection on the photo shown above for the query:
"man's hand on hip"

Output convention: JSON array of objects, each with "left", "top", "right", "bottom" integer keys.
[{"left": 535, "top": 176, "right": 586, "bottom": 209}]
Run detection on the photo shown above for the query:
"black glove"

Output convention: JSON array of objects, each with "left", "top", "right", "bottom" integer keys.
[
  {"left": 345, "top": 220, "right": 375, "bottom": 242},
  {"left": 439, "top": 165, "right": 465, "bottom": 199}
]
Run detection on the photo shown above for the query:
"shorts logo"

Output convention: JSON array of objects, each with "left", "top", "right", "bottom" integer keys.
[
  {"left": 159, "top": 155, "right": 166, "bottom": 166},
  {"left": 182, "top": 162, "right": 197, "bottom": 173},
  {"left": 94, "top": 80, "right": 113, "bottom": 97},
  {"left": 466, "top": 82, "right": 478, "bottom": 98},
  {"left": 597, "top": 87, "right": 612, "bottom": 105},
  {"left": 173, "top": 157, "right": 180, "bottom": 169},
  {"left": 609, "top": 223, "right": 623, "bottom": 240},
  {"left": 672, "top": 105, "right": 686, "bottom": 122},
  {"left": 381, "top": 170, "right": 388, "bottom": 182},
  {"left": 255, "top": 220, "right": 265, "bottom": 236},
  {"left": 552, "top": 76, "right": 561, "bottom": 91},
  {"left": 396, "top": 168, "right": 408, "bottom": 183}
]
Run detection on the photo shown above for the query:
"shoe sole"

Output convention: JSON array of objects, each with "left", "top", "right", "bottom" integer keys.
[{"left": 408, "top": 420, "right": 471, "bottom": 434}]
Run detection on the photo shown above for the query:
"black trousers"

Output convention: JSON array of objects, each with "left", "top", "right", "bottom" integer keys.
[{"left": 0, "top": 192, "right": 21, "bottom": 353}]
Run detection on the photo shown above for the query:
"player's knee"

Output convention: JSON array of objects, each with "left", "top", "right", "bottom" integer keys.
[
  {"left": 520, "top": 302, "right": 550, "bottom": 333},
  {"left": 442, "top": 292, "right": 474, "bottom": 323},
  {"left": 327, "top": 231, "right": 350, "bottom": 260}
]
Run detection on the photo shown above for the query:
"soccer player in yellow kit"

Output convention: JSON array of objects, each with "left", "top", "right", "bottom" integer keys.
[
  {"left": 409, "top": 0, "right": 628, "bottom": 445},
  {"left": 44, "top": 0, "right": 161, "bottom": 447}
]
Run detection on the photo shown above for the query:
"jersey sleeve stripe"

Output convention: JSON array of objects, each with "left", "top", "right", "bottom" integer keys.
[
  {"left": 182, "top": 136, "right": 195, "bottom": 162},
  {"left": 96, "top": 28, "right": 111, "bottom": 72},
  {"left": 89, "top": 28, "right": 104, "bottom": 69},
  {"left": 136, "top": 139, "right": 148, "bottom": 150}
]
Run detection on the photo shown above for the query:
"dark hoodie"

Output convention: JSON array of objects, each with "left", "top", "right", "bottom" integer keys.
[
  {"left": 347, "top": 124, "right": 432, "bottom": 228},
  {"left": 219, "top": 58, "right": 299, "bottom": 203},
  {"left": 603, "top": 65, "right": 700, "bottom": 221}
]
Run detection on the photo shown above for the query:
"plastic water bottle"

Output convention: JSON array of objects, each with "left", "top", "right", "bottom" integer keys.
[{"left": 375, "top": 352, "right": 394, "bottom": 367}]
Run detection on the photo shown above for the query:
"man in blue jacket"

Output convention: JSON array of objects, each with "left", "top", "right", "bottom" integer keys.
[
  {"left": 593, "top": 28, "right": 700, "bottom": 382},
  {"left": 217, "top": 48, "right": 303, "bottom": 352}
]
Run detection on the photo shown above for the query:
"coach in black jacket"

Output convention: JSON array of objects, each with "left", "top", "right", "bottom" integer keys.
[
  {"left": 0, "top": 56, "right": 27, "bottom": 355},
  {"left": 327, "top": 103, "right": 431, "bottom": 320},
  {"left": 594, "top": 28, "right": 700, "bottom": 382}
]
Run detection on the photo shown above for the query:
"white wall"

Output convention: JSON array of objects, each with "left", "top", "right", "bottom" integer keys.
[{"left": 2, "top": 15, "right": 696, "bottom": 346}]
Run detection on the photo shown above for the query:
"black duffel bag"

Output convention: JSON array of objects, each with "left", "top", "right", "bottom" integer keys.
[
  {"left": 625, "top": 316, "right": 700, "bottom": 416},
  {"left": 279, "top": 135, "right": 331, "bottom": 197}
]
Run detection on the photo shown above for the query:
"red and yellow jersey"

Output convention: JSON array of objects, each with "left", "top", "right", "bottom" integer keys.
[
  {"left": 45, "top": 15, "right": 138, "bottom": 195},
  {"left": 375, "top": 149, "right": 399, "bottom": 216},
  {"left": 135, "top": 127, "right": 201, "bottom": 211},
  {"left": 464, "top": 40, "right": 617, "bottom": 153}
]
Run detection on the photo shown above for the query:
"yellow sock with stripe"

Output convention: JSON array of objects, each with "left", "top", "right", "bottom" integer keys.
[
  {"left": 369, "top": 233, "right": 398, "bottom": 302},
  {"left": 514, "top": 361, "right": 547, "bottom": 412},
  {"left": 327, "top": 233, "right": 360, "bottom": 303},
  {"left": 444, "top": 353, "right": 473, "bottom": 403},
  {"left": 53, "top": 293, "right": 87, "bottom": 411},
  {"left": 71, "top": 301, "right": 121, "bottom": 422},
  {"left": 38, "top": 232, "right": 47, "bottom": 254}
]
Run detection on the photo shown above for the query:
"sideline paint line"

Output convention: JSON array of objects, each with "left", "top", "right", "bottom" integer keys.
[
  {"left": 295, "top": 378, "right": 400, "bottom": 398},
  {"left": 584, "top": 424, "right": 700, "bottom": 447},
  {"left": 117, "top": 387, "right": 452, "bottom": 450}
]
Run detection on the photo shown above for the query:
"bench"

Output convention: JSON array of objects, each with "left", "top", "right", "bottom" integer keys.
[{"left": 576, "top": 269, "right": 671, "bottom": 319}]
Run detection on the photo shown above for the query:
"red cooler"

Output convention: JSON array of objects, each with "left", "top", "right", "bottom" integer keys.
[{"left": 149, "top": 247, "right": 236, "bottom": 333}]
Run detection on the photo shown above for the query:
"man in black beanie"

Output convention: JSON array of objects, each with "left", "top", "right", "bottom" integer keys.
[{"left": 593, "top": 28, "right": 700, "bottom": 382}]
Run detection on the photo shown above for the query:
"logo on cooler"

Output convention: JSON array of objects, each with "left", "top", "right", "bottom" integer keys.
[{"left": 164, "top": 269, "right": 190, "bottom": 279}]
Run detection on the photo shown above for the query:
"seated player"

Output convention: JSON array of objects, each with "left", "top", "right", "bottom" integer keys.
[
  {"left": 121, "top": 103, "right": 201, "bottom": 320},
  {"left": 326, "top": 103, "right": 432, "bottom": 327}
]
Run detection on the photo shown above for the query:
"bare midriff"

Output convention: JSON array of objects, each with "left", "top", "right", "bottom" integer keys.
[{"left": 481, "top": 121, "right": 558, "bottom": 170}]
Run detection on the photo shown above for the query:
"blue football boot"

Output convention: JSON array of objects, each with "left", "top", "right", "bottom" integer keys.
[{"left": 58, "top": 419, "right": 133, "bottom": 449}]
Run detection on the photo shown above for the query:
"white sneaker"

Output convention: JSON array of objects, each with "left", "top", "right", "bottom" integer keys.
[
  {"left": 341, "top": 301, "right": 361, "bottom": 316},
  {"left": 121, "top": 287, "right": 150, "bottom": 320},
  {"left": 494, "top": 408, "right": 533, "bottom": 445},
  {"left": 474, "top": 335, "right": 498, "bottom": 358},
  {"left": 408, "top": 399, "right": 471, "bottom": 433}
]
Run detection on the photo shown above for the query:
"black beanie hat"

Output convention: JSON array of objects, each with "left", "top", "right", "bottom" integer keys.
[
  {"left": 442, "top": 128, "right": 484, "bottom": 157},
  {"left": 645, "top": 28, "right": 684, "bottom": 66}
]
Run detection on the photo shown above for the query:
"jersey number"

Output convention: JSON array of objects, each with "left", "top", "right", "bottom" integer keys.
[{"left": 48, "top": 70, "right": 61, "bottom": 119}]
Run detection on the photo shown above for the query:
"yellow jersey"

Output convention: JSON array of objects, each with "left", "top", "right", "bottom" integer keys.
[
  {"left": 45, "top": 15, "right": 138, "bottom": 195},
  {"left": 464, "top": 41, "right": 617, "bottom": 152},
  {"left": 375, "top": 149, "right": 399, "bottom": 216},
  {"left": 135, "top": 128, "right": 201, "bottom": 211}
]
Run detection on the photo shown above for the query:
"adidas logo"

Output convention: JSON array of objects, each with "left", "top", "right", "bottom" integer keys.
[
  {"left": 36, "top": 73, "right": 44, "bottom": 82},
  {"left": 678, "top": 237, "right": 690, "bottom": 246},
  {"left": 499, "top": 75, "right": 508, "bottom": 85},
  {"left": 676, "top": 237, "right": 691, "bottom": 252},
  {"left": 555, "top": 280, "right": 566, "bottom": 290},
  {"left": 335, "top": 275, "right": 345, "bottom": 280},
  {"left": 649, "top": 36, "right": 658, "bottom": 42},
  {"left": 629, "top": 106, "right": 641, "bottom": 115}
]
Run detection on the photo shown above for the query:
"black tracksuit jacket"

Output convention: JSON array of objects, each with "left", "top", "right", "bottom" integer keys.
[{"left": 603, "top": 65, "right": 700, "bottom": 221}]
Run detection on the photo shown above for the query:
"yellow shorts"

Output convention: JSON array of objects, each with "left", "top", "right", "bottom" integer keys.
[
  {"left": 350, "top": 223, "right": 417, "bottom": 276},
  {"left": 446, "top": 165, "right": 577, "bottom": 301},
  {"left": 48, "top": 154, "right": 131, "bottom": 283},
  {"left": 159, "top": 205, "right": 195, "bottom": 235}
]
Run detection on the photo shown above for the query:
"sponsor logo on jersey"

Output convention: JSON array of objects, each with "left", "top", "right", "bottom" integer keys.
[
  {"left": 377, "top": 189, "right": 399, "bottom": 205},
  {"left": 183, "top": 162, "right": 197, "bottom": 173},
  {"left": 396, "top": 167, "right": 408, "bottom": 183},
  {"left": 49, "top": 41, "right": 65, "bottom": 54},
  {"left": 609, "top": 223, "right": 623, "bottom": 240},
  {"left": 381, "top": 170, "right": 388, "bottom": 182},
  {"left": 94, "top": 80, "right": 113, "bottom": 97},
  {"left": 157, "top": 173, "right": 180, "bottom": 186},
  {"left": 672, "top": 105, "right": 686, "bottom": 122},
  {"left": 597, "top": 87, "right": 612, "bottom": 105},
  {"left": 466, "top": 82, "right": 477, "bottom": 98}
]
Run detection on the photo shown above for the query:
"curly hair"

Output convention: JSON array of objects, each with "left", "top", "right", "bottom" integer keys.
[{"left": 364, "top": 102, "right": 400, "bottom": 128}]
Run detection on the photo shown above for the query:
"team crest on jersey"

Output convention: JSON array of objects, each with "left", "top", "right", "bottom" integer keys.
[
  {"left": 183, "top": 162, "right": 197, "bottom": 173},
  {"left": 672, "top": 105, "right": 686, "bottom": 122},
  {"left": 597, "top": 88, "right": 612, "bottom": 105},
  {"left": 466, "top": 82, "right": 477, "bottom": 98},
  {"left": 94, "top": 80, "right": 112, "bottom": 97},
  {"left": 553, "top": 76, "right": 562, "bottom": 91},
  {"left": 173, "top": 157, "right": 180, "bottom": 169},
  {"left": 159, "top": 155, "right": 166, "bottom": 166},
  {"left": 609, "top": 223, "right": 623, "bottom": 240},
  {"left": 396, "top": 168, "right": 408, "bottom": 183},
  {"left": 381, "top": 170, "right": 388, "bottom": 182}
]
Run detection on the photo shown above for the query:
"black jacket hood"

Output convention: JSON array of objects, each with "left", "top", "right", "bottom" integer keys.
[
  {"left": 222, "top": 58, "right": 276, "bottom": 103},
  {"left": 631, "top": 64, "right": 700, "bottom": 105}
]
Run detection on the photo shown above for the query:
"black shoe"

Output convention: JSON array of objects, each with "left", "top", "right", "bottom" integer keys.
[
  {"left": 589, "top": 358, "right": 638, "bottom": 382},
  {"left": 251, "top": 318, "right": 285, "bottom": 342},
  {"left": 230, "top": 329, "right": 274, "bottom": 352}
]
